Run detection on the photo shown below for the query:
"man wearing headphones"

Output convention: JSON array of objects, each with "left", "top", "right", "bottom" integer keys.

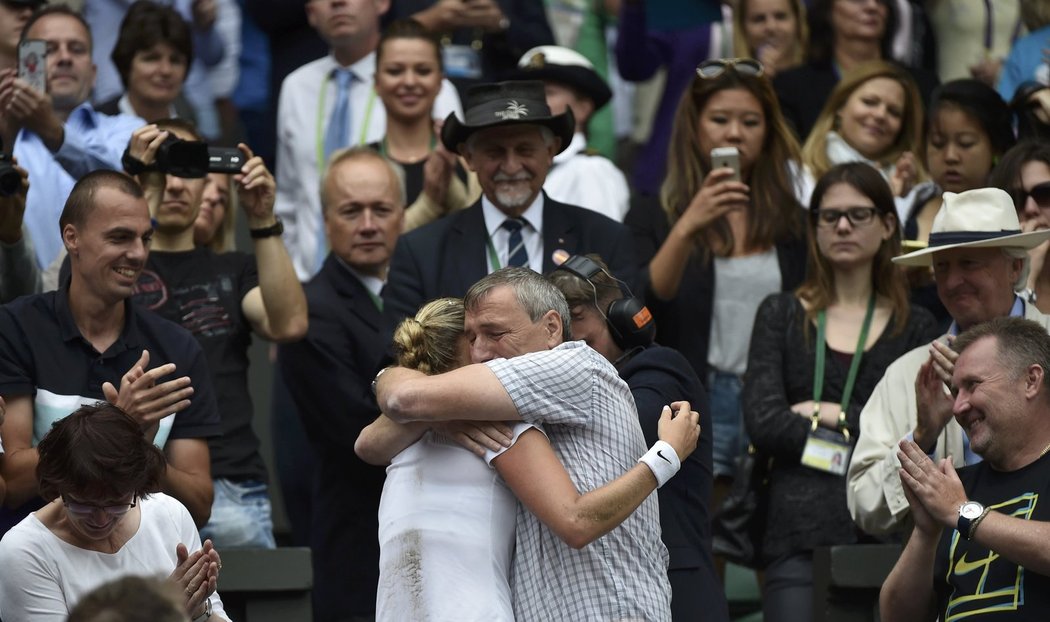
[{"left": 548, "top": 254, "right": 728, "bottom": 622}]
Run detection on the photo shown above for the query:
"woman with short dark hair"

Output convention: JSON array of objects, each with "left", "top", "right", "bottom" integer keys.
[
  {"left": 0, "top": 403, "right": 228, "bottom": 621},
  {"left": 99, "top": 0, "right": 195, "bottom": 123}
]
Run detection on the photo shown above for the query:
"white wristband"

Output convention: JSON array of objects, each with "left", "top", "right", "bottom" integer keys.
[{"left": 638, "top": 440, "right": 681, "bottom": 488}]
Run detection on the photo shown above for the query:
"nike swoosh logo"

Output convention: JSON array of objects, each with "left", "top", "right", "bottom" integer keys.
[
  {"left": 657, "top": 450, "right": 672, "bottom": 464},
  {"left": 955, "top": 550, "right": 998, "bottom": 575}
]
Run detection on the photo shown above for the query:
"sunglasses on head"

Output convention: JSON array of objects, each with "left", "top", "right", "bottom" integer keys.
[
  {"left": 696, "top": 58, "right": 764, "bottom": 80},
  {"left": 1021, "top": 182, "right": 1050, "bottom": 209}
]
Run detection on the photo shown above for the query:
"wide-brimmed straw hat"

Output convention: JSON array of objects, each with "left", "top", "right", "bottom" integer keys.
[
  {"left": 440, "top": 80, "right": 575, "bottom": 155},
  {"left": 893, "top": 187, "right": 1050, "bottom": 267},
  {"left": 508, "top": 46, "right": 612, "bottom": 110}
]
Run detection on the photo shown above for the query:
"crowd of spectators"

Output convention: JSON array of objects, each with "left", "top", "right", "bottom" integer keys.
[{"left": 0, "top": 0, "right": 1050, "bottom": 620}]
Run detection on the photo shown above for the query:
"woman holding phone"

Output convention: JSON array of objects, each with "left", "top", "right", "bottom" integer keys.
[{"left": 625, "top": 57, "right": 808, "bottom": 495}]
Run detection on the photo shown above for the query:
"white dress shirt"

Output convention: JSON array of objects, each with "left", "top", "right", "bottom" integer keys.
[
  {"left": 481, "top": 193, "right": 545, "bottom": 275},
  {"left": 275, "top": 51, "right": 462, "bottom": 281},
  {"left": 544, "top": 132, "right": 629, "bottom": 222}
]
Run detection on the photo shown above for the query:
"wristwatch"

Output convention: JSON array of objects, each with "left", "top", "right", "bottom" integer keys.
[
  {"left": 958, "top": 501, "right": 985, "bottom": 540},
  {"left": 191, "top": 598, "right": 212, "bottom": 622},
  {"left": 249, "top": 217, "right": 284, "bottom": 239}
]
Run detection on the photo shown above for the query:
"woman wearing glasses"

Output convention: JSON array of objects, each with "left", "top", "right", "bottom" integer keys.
[
  {"left": 0, "top": 403, "right": 228, "bottom": 622},
  {"left": 991, "top": 141, "right": 1050, "bottom": 314},
  {"left": 742, "top": 163, "right": 937, "bottom": 620},
  {"left": 626, "top": 57, "right": 808, "bottom": 498},
  {"left": 800, "top": 61, "right": 926, "bottom": 198}
]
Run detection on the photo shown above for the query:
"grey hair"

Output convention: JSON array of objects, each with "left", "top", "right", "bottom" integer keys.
[
  {"left": 318, "top": 146, "right": 407, "bottom": 211},
  {"left": 464, "top": 266, "right": 572, "bottom": 341},
  {"left": 1002, "top": 247, "right": 1032, "bottom": 291},
  {"left": 463, "top": 125, "right": 556, "bottom": 155}
]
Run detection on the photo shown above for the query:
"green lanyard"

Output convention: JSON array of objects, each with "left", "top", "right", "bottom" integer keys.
[
  {"left": 812, "top": 294, "right": 876, "bottom": 441},
  {"left": 485, "top": 236, "right": 502, "bottom": 272},
  {"left": 314, "top": 73, "right": 378, "bottom": 168}
]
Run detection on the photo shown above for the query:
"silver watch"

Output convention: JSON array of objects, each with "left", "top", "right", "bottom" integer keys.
[{"left": 191, "top": 598, "right": 212, "bottom": 622}]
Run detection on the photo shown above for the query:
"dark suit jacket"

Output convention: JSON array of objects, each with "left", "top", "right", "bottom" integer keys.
[
  {"left": 277, "top": 254, "right": 387, "bottom": 620},
  {"left": 383, "top": 193, "right": 638, "bottom": 327}
]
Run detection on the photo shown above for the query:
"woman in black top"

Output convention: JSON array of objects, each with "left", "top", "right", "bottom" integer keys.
[
  {"left": 743, "top": 163, "right": 939, "bottom": 621},
  {"left": 370, "top": 19, "right": 476, "bottom": 230}
]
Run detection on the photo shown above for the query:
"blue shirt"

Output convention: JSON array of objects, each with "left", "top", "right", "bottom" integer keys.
[
  {"left": 14, "top": 103, "right": 143, "bottom": 269},
  {"left": 998, "top": 25, "right": 1050, "bottom": 102}
]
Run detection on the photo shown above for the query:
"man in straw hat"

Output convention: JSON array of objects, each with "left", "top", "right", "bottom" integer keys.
[
  {"left": 510, "top": 45, "right": 630, "bottom": 222},
  {"left": 382, "top": 79, "right": 636, "bottom": 325},
  {"left": 848, "top": 187, "right": 1050, "bottom": 536}
]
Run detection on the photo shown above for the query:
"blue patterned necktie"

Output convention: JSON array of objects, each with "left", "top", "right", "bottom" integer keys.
[
  {"left": 502, "top": 218, "right": 529, "bottom": 268},
  {"left": 317, "top": 67, "right": 355, "bottom": 273}
]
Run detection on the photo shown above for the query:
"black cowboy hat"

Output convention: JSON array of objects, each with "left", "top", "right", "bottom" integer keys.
[{"left": 440, "top": 80, "right": 575, "bottom": 155}]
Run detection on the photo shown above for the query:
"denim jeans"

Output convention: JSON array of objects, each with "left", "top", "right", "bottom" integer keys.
[
  {"left": 199, "top": 478, "right": 276, "bottom": 549},
  {"left": 708, "top": 369, "right": 748, "bottom": 478}
]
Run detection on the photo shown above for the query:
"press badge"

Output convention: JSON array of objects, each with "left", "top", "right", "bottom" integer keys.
[
  {"left": 443, "top": 44, "right": 482, "bottom": 80},
  {"left": 801, "top": 427, "right": 852, "bottom": 476}
]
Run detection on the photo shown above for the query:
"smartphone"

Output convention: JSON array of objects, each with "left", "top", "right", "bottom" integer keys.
[
  {"left": 18, "top": 39, "right": 46, "bottom": 94},
  {"left": 710, "top": 146, "right": 741, "bottom": 182}
]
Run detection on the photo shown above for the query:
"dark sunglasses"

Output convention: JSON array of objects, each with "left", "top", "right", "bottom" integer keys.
[
  {"left": 696, "top": 58, "right": 764, "bottom": 80},
  {"left": 1019, "top": 182, "right": 1050, "bottom": 209},
  {"left": 812, "top": 207, "right": 879, "bottom": 228}
]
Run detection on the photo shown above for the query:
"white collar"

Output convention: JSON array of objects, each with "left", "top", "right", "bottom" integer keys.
[
  {"left": 553, "top": 132, "right": 587, "bottom": 165},
  {"left": 825, "top": 131, "right": 896, "bottom": 180},
  {"left": 117, "top": 93, "right": 176, "bottom": 120},
  {"left": 328, "top": 50, "right": 377, "bottom": 83},
  {"left": 482, "top": 192, "right": 545, "bottom": 237},
  {"left": 336, "top": 254, "right": 385, "bottom": 297}
]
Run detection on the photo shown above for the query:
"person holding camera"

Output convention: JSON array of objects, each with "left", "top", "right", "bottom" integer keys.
[
  {"left": 123, "top": 119, "right": 307, "bottom": 549},
  {"left": 0, "top": 6, "right": 143, "bottom": 274},
  {"left": 0, "top": 153, "right": 40, "bottom": 302}
]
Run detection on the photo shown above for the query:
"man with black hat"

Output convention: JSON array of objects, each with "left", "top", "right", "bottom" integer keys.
[
  {"left": 382, "top": 79, "right": 636, "bottom": 324},
  {"left": 512, "top": 45, "right": 630, "bottom": 222},
  {"left": 848, "top": 187, "right": 1050, "bottom": 536}
]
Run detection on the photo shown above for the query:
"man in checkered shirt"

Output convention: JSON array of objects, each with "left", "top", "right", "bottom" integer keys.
[{"left": 376, "top": 267, "right": 693, "bottom": 621}]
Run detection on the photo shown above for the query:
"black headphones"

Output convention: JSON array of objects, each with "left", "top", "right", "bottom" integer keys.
[{"left": 554, "top": 255, "right": 656, "bottom": 351}]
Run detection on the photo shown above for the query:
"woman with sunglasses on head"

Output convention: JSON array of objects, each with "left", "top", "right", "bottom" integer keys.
[
  {"left": 370, "top": 19, "right": 478, "bottom": 231},
  {"left": 732, "top": 0, "right": 808, "bottom": 79},
  {"left": 743, "top": 163, "right": 938, "bottom": 620},
  {"left": 0, "top": 403, "right": 228, "bottom": 621},
  {"left": 898, "top": 80, "right": 1015, "bottom": 327},
  {"left": 773, "top": 0, "right": 939, "bottom": 141},
  {"left": 990, "top": 141, "right": 1050, "bottom": 314},
  {"left": 626, "top": 56, "right": 808, "bottom": 501},
  {"left": 800, "top": 61, "right": 926, "bottom": 199}
]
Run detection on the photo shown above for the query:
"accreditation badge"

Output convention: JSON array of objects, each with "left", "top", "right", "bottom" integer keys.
[{"left": 800, "top": 428, "right": 853, "bottom": 476}]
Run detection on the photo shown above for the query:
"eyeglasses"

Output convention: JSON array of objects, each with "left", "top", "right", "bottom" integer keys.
[
  {"left": 813, "top": 207, "right": 879, "bottom": 228},
  {"left": 1019, "top": 182, "right": 1050, "bottom": 209},
  {"left": 696, "top": 58, "right": 764, "bottom": 80},
  {"left": 63, "top": 495, "right": 138, "bottom": 517}
]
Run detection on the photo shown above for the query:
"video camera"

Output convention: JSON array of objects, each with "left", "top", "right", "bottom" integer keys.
[{"left": 123, "top": 135, "right": 245, "bottom": 179}]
